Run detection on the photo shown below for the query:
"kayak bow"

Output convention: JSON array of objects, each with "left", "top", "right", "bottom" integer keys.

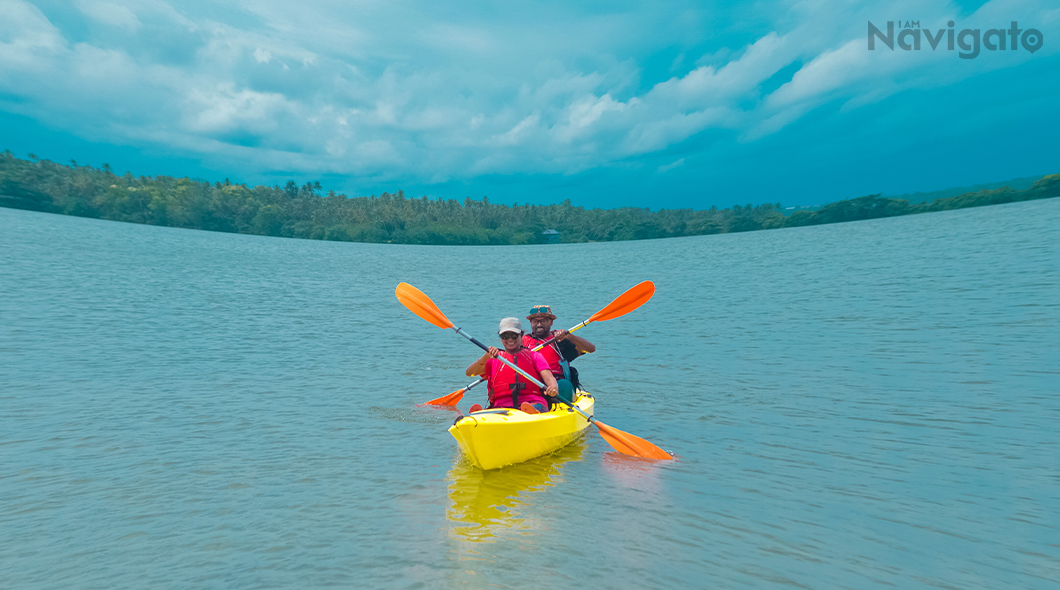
[{"left": 449, "top": 393, "right": 596, "bottom": 470}]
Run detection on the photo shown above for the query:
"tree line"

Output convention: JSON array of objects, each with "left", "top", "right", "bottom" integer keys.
[{"left": 1, "top": 151, "right": 1056, "bottom": 245}]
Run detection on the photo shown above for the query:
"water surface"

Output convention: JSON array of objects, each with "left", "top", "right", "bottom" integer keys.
[{"left": 2, "top": 200, "right": 1058, "bottom": 588}]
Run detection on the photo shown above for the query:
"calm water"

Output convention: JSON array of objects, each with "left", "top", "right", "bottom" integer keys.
[{"left": 2, "top": 200, "right": 1058, "bottom": 589}]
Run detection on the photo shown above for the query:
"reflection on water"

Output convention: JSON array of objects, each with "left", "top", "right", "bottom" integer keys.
[
  {"left": 447, "top": 439, "right": 586, "bottom": 542},
  {"left": 600, "top": 451, "right": 665, "bottom": 494}
]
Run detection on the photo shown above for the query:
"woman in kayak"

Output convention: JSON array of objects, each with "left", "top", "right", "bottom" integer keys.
[{"left": 465, "top": 317, "right": 559, "bottom": 414}]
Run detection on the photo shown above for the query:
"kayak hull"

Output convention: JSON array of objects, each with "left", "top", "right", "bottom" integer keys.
[{"left": 448, "top": 393, "right": 595, "bottom": 470}]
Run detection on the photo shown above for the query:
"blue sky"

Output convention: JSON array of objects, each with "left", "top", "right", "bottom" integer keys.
[{"left": 1, "top": 0, "right": 1057, "bottom": 208}]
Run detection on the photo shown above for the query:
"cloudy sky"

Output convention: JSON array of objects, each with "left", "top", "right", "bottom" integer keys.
[{"left": 1, "top": 0, "right": 1057, "bottom": 208}]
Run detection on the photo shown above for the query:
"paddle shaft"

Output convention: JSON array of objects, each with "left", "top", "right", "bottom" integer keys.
[
  {"left": 558, "top": 397, "right": 594, "bottom": 424},
  {"left": 462, "top": 377, "right": 486, "bottom": 392},
  {"left": 530, "top": 320, "right": 590, "bottom": 352},
  {"left": 453, "top": 327, "right": 547, "bottom": 388}
]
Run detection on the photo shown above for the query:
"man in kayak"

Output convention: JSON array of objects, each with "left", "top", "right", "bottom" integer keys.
[
  {"left": 522, "top": 305, "right": 595, "bottom": 392},
  {"left": 466, "top": 317, "right": 558, "bottom": 414}
]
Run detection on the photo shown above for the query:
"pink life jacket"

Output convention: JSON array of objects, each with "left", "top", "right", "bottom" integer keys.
[
  {"left": 523, "top": 331, "right": 570, "bottom": 380},
  {"left": 487, "top": 349, "right": 546, "bottom": 408}
]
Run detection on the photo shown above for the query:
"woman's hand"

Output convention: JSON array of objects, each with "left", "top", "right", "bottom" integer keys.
[{"left": 468, "top": 347, "right": 500, "bottom": 377}]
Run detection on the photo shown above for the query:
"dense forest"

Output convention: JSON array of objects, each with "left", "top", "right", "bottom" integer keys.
[{"left": 1, "top": 151, "right": 1057, "bottom": 245}]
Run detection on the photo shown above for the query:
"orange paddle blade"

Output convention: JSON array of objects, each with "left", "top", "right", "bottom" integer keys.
[
  {"left": 396, "top": 282, "right": 454, "bottom": 329},
  {"left": 593, "top": 420, "right": 672, "bottom": 460},
  {"left": 589, "top": 281, "right": 655, "bottom": 323},
  {"left": 420, "top": 389, "right": 464, "bottom": 407}
]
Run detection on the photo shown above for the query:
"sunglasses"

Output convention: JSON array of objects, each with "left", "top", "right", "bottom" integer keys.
[
  {"left": 529, "top": 306, "right": 551, "bottom": 315},
  {"left": 499, "top": 332, "right": 521, "bottom": 340}
]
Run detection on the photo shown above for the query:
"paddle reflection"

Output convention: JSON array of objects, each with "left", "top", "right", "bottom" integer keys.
[
  {"left": 600, "top": 451, "right": 666, "bottom": 494},
  {"left": 447, "top": 439, "right": 585, "bottom": 542}
]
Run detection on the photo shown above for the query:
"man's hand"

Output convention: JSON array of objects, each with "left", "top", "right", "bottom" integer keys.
[
  {"left": 544, "top": 384, "right": 558, "bottom": 397},
  {"left": 557, "top": 330, "right": 596, "bottom": 354}
]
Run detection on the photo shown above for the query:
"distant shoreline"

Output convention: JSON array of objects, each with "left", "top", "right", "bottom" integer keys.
[{"left": 2, "top": 151, "right": 1057, "bottom": 245}]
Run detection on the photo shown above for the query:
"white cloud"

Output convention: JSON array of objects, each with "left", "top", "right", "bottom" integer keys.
[
  {"left": 183, "top": 83, "right": 290, "bottom": 134},
  {"left": 354, "top": 139, "right": 402, "bottom": 167},
  {"left": 75, "top": 0, "right": 143, "bottom": 32},
  {"left": 0, "top": 1, "right": 66, "bottom": 70},
  {"left": 623, "top": 107, "right": 735, "bottom": 154},
  {"left": 552, "top": 94, "right": 629, "bottom": 143},
  {"left": 768, "top": 40, "right": 867, "bottom": 108},
  {"left": 494, "top": 113, "right": 541, "bottom": 146},
  {"left": 658, "top": 158, "right": 684, "bottom": 173},
  {"left": 71, "top": 43, "right": 140, "bottom": 86},
  {"left": 646, "top": 32, "right": 793, "bottom": 108}
]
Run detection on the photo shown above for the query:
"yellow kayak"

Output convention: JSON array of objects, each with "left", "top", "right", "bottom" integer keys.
[{"left": 449, "top": 393, "right": 595, "bottom": 470}]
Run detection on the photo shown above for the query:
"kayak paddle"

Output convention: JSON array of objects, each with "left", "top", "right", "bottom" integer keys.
[
  {"left": 530, "top": 280, "right": 655, "bottom": 352},
  {"left": 420, "top": 377, "right": 485, "bottom": 407},
  {"left": 555, "top": 380, "right": 672, "bottom": 460},
  {"left": 395, "top": 282, "right": 672, "bottom": 461}
]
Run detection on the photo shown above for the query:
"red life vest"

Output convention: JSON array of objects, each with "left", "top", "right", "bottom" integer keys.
[
  {"left": 523, "top": 331, "right": 569, "bottom": 378},
  {"left": 487, "top": 348, "right": 545, "bottom": 408}
]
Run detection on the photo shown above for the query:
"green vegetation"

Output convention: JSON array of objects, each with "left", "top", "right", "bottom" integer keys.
[{"left": 1, "top": 151, "right": 1057, "bottom": 244}]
